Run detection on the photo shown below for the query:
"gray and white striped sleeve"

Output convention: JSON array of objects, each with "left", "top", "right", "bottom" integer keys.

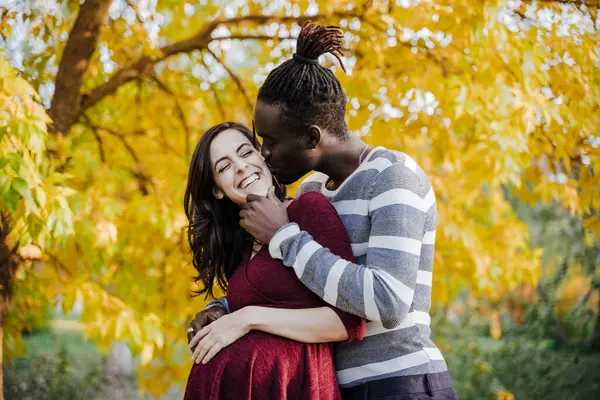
[{"left": 269, "top": 162, "right": 435, "bottom": 329}]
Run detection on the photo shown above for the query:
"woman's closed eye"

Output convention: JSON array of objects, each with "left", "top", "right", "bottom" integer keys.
[{"left": 218, "top": 163, "right": 231, "bottom": 173}]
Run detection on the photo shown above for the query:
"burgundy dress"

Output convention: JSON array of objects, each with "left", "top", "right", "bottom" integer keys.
[{"left": 184, "top": 192, "right": 365, "bottom": 400}]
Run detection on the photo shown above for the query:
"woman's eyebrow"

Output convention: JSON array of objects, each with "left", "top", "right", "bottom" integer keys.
[
  {"left": 213, "top": 155, "right": 230, "bottom": 169},
  {"left": 214, "top": 143, "right": 250, "bottom": 168},
  {"left": 237, "top": 143, "right": 252, "bottom": 152}
]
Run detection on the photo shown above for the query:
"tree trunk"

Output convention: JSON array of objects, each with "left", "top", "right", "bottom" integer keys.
[
  {"left": 0, "top": 299, "right": 5, "bottom": 400},
  {"left": 48, "top": 0, "right": 113, "bottom": 134},
  {"left": 0, "top": 213, "right": 19, "bottom": 400}
]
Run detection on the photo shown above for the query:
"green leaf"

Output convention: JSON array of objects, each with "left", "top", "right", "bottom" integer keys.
[
  {"left": 2, "top": 188, "right": 20, "bottom": 212},
  {"left": 0, "top": 176, "right": 9, "bottom": 196},
  {"left": 0, "top": 124, "right": 7, "bottom": 142},
  {"left": 11, "top": 177, "right": 31, "bottom": 200},
  {"left": 7, "top": 153, "right": 21, "bottom": 175}
]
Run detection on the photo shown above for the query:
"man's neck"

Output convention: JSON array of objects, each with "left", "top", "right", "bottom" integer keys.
[{"left": 316, "top": 136, "right": 370, "bottom": 189}]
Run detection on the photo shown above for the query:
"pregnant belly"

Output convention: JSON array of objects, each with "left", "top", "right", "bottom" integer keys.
[
  {"left": 185, "top": 331, "right": 335, "bottom": 400},
  {"left": 192, "top": 331, "right": 305, "bottom": 375}
]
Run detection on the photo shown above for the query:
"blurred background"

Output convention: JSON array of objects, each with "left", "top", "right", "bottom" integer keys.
[{"left": 0, "top": 0, "right": 599, "bottom": 399}]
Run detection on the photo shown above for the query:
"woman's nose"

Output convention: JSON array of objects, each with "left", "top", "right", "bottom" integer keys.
[{"left": 235, "top": 160, "right": 249, "bottom": 173}]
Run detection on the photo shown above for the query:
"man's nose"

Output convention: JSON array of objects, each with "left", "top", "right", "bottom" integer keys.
[{"left": 261, "top": 146, "right": 271, "bottom": 161}]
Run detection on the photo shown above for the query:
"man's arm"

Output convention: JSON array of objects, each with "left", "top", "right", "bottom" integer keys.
[
  {"left": 269, "top": 163, "right": 434, "bottom": 329},
  {"left": 206, "top": 297, "right": 229, "bottom": 313}
]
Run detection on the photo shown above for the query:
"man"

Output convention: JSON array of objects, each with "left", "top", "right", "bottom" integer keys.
[{"left": 189, "top": 22, "right": 457, "bottom": 400}]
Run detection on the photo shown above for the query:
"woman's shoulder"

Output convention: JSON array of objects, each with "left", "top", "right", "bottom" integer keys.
[
  {"left": 288, "top": 191, "right": 333, "bottom": 212},
  {"left": 287, "top": 192, "right": 339, "bottom": 225}
]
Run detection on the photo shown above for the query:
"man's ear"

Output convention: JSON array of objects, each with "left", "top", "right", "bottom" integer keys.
[
  {"left": 213, "top": 187, "right": 224, "bottom": 200},
  {"left": 306, "top": 125, "right": 322, "bottom": 149}
]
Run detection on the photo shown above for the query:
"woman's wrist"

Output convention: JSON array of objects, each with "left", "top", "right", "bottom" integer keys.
[{"left": 240, "top": 306, "right": 260, "bottom": 332}]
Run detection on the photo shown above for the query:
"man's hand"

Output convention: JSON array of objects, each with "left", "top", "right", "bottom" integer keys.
[
  {"left": 187, "top": 306, "right": 227, "bottom": 349},
  {"left": 240, "top": 186, "right": 289, "bottom": 244},
  {"left": 189, "top": 307, "right": 254, "bottom": 364}
]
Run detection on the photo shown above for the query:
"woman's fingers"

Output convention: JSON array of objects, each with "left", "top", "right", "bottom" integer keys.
[
  {"left": 189, "top": 325, "right": 211, "bottom": 349},
  {"left": 193, "top": 334, "right": 214, "bottom": 363},
  {"left": 201, "top": 342, "right": 223, "bottom": 364}
]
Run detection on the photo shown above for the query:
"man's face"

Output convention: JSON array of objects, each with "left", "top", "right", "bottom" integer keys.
[{"left": 252, "top": 101, "right": 314, "bottom": 185}]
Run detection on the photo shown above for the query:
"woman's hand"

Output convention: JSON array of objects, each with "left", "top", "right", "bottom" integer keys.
[{"left": 189, "top": 307, "right": 253, "bottom": 364}]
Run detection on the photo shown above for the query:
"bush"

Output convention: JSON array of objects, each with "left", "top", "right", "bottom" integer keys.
[
  {"left": 489, "top": 340, "right": 600, "bottom": 400},
  {"left": 3, "top": 345, "right": 103, "bottom": 400},
  {"left": 441, "top": 336, "right": 508, "bottom": 399},
  {"left": 441, "top": 330, "right": 600, "bottom": 400}
]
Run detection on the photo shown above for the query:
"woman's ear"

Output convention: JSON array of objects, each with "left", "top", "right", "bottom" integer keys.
[
  {"left": 213, "top": 187, "right": 224, "bottom": 200},
  {"left": 306, "top": 125, "right": 322, "bottom": 149}
]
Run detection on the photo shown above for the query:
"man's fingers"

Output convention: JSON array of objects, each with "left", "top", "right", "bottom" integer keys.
[
  {"left": 246, "top": 193, "right": 262, "bottom": 203},
  {"left": 202, "top": 343, "right": 222, "bottom": 364},
  {"left": 206, "top": 306, "right": 227, "bottom": 322},
  {"left": 193, "top": 312, "right": 209, "bottom": 328},
  {"left": 190, "top": 319, "right": 203, "bottom": 333},
  {"left": 267, "top": 186, "right": 276, "bottom": 200},
  {"left": 188, "top": 313, "right": 206, "bottom": 346},
  {"left": 239, "top": 209, "right": 249, "bottom": 219}
]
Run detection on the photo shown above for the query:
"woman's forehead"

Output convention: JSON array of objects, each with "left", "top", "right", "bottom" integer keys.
[{"left": 210, "top": 129, "right": 252, "bottom": 157}]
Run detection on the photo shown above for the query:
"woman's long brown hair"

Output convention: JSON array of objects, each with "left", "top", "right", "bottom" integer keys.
[{"left": 184, "top": 122, "right": 286, "bottom": 298}]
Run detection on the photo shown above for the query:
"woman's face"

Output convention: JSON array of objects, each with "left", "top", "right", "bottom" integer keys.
[{"left": 210, "top": 128, "right": 273, "bottom": 206}]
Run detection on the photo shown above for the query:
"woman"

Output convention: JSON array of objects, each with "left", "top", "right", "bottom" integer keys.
[{"left": 183, "top": 122, "right": 365, "bottom": 400}]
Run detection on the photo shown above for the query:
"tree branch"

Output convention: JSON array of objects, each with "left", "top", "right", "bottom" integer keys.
[
  {"left": 89, "top": 123, "right": 106, "bottom": 163},
  {"left": 79, "top": 12, "right": 360, "bottom": 118},
  {"left": 206, "top": 48, "right": 254, "bottom": 114},
  {"left": 213, "top": 34, "right": 293, "bottom": 41},
  {"left": 82, "top": 115, "right": 141, "bottom": 164},
  {"left": 49, "top": 0, "right": 113, "bottom": 134},
  {"left": 200, "top": 59, "right": 226, "bottom": 121},
  {"left": 535, "top": 0, "right": 600, "bottom": 7},
  {"left": 151, "top": 74, "right": 192, "bottom": 158},
  {"left": 79, "top": 115, "right": 153, "bottom": 195}
]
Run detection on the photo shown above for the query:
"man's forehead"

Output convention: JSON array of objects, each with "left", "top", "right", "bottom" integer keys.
[{"left": 255, "top": 103, "right": 281, "bottom": 125}]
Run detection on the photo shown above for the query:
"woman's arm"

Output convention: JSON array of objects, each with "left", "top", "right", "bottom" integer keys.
[
  {"left": 245, "top": 305, "right": 348, "bottom": 343},
  {"left": 190, "top": 305, "right": 347, "bottom": 364}
]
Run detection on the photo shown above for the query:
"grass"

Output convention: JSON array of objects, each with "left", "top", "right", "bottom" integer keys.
[
  {"left": 24, "top": 325, "right": 90, "bottom": 353},
  {"left": 6, "top": 311, "right": 600, "bottom": 400},
  {"left": 4, "top": 326, "right": 104, "bottom": 400}
]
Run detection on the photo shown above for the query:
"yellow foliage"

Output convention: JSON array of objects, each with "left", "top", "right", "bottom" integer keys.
[
  {"left": 554, "top": 269, "right": 594, "bottom": 319},
  {"left": 2, "top": 0, "right": 599, "bottom": 395},
  {"left": 496, "top": 389, "right": 516, "bottom": 400}
]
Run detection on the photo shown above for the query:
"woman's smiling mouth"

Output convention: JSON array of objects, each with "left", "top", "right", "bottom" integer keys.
[{"left": 239, "top": 173, "right": 260, "bottom": 189}]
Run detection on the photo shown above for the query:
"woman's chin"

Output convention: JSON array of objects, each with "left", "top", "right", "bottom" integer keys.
[{"left": 245, "top": 185, "right": 269, "bottom": 198}]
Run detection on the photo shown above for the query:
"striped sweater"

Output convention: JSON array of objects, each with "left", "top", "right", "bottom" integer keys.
[{"left": 268, "top": 146, "right": 448, "bottom": 388}]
